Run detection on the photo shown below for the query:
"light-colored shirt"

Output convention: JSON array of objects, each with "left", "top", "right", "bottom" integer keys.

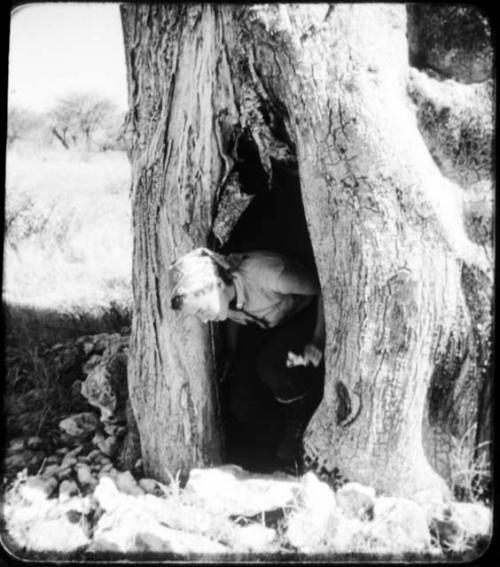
[{"left": 226, "top": 251, "right": 319, "bottom": 328}]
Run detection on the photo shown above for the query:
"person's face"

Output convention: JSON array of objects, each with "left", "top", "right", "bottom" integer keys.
[{"left": 180, "top": 280, "right": 231, "bottom": 323}]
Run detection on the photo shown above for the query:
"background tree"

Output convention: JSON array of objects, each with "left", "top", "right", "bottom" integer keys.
[
  {"left": 48, "top": 93, "right": 120, "bottom": 150},
  {"left": 120, "top": 3, "right": 492, "bottom": 504}
]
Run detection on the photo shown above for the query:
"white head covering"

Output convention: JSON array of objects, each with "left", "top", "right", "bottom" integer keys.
[{"left": 168, "top": 248, "right": 233, "bottom": 299}]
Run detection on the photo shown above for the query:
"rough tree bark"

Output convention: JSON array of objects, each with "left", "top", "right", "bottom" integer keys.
[{"left": 120, "top": 4, "right": 493, "bottom": 499}]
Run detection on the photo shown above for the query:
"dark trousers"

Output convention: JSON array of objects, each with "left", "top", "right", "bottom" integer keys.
[{"left": 229, "top": 299, "right": 324, "bottom": 423}]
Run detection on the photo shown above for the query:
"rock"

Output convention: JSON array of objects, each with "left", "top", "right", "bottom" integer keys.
[
  {"left": 230, "top": 524, "right": 277, "bottom": 553},
  {"left": 369, "top": 497, "right": 431, "bottom": 553},
  {"left": 56, "top": 447, "right": 69, "bottom": 456},
  {"left": 61, "top": 455, "right": 78, "bottom": 469},
  {"left": 101, "top": 435, "right": 119, "bottom": 458},
  {"left": 98, "top": 466, "right": 119, "bottom": 480},
  {"left": 57, "top": 466, "right": 74, "bottom": 481},
  {"left": 286, "top": 472, "right": 338, "bottom": 552},
  {"left": 59, "top": 412, "right": 99, "bottom": 440},
  {"left": 78, "top": 456, "right": 92, "bottom": 464},
  {"left": 65, "top": 509, "right": 83, "bottom": 524},
  {"left": 95, "top": 454, "right": 112, "bottom": 467},
  {"left": 115, "top": 471, "right": 145, "bottom": 496},
  {"left": 93, "top": 503, "right": 227, "bottom": 554},
  {"left": 92, "top": 432, "right": 108, "bottom": 454},
  {"left": 5, "top": 450, "right": 46, "bottom": 475},
  {"left": 81, "top": 350, "right": 128, "bottom": 424},
  {"left": 100, "top": 463, "right": 114, "bottom": 473},
  {"left": 41, "top": 464, "right": 61, "bottom": 479},
  {"left": 76, "top": 464, "right": 98, "bottom": 491},
  {"left": 93, "top": 476, "right": 124, "bottom": 512},
  {"left": 59, "top": 480, "right": 80, "bottom": 503},
  {"left": 85, "top": 539, "right": 121, "bottom": 554},
  {"left": 17, "top": 516, "right": 89, "bottom": 552},
  {"left": 104, "top": 423, "right": 127, "bottom": 437},
  {"left": 329, "top": 516, "right": 367, "bottom": 553},
  {"left": 186, "top": 465, "right": 300, "bottom": 517},
  {"left": 450, "top": 502, "right": 491, "bottom": 539},
  {"left": 26, "top": 436, "right": 44, "bottom": 450},
  {"left": 431, "top": 502, "right": 492, "bottom": 550},
  {"left": 57, "top": 495, "right": 93, "bottom": 516},
  {"left": 4, "top": 452, "right": 31, "bottom": 473},
  {"left": 139, "top": 478, "right": 170, "bottom": 497},
  {"left": 45, "top": 455, "right": 61, "bottom": 466},
  {"left": 8, "top": 439, "right": 26, "bottom": 453},
  {"left": 87, "top": 449, "right": 102, "bottom": 461},
  {"left": 19, "top": 476, "right": 59, "bottom": 503},
  {"left": 66, "top": 445, "right": 85, "bottom": 458},
  {"left": 336, "top": 482, "right": 376, "bottom": 521},
  {"left": 134, "top": 526, "right": 228, "bottom": 554}
]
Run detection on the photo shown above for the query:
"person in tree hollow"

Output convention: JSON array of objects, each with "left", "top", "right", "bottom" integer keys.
[{"left": 168, "top": 247, "right": 325, "bottom": 462}]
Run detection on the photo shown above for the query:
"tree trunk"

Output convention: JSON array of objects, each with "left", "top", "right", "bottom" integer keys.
[
  {"left": 120, "top": 4, "right": 227, "bottom": 481},
  {"left": 52, "top": 127, "right": 69, "bottom": 150},
  {"left": 121, "top": 4, "right": 492, "bottom": 498}
]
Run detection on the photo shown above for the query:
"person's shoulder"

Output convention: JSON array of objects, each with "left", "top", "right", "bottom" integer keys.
[
  {"left": 230, "top": 251, "right": 294, "bottom": 289},
  {"left": 240, "top": 250, "right": 289, "bottom": 271}
]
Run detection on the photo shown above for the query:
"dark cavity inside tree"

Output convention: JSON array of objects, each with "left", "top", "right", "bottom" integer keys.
[{"left": 120, "top": 4, "right": 493, "bottom": 503}]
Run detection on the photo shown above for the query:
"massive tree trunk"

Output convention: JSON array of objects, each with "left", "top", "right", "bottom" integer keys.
[{"left": 121, "top": 4, "right": 492, "bottom": 499}]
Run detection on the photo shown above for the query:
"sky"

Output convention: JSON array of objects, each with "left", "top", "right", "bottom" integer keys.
[{"left": 8, "top": 2, "right": 128, "bottom": 113}]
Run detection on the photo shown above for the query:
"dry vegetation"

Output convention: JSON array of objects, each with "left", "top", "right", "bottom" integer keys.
[
  {"left": 3, "top": 142, "right": 133, "bottom": 444},
  {"left": 4, "top": 145, "right": 132, "bottom": 314}
]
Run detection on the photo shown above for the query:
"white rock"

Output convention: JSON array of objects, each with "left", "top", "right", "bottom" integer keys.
[
  {"left": 59, "top": 480, "right": 80, "bottom": 503},
  {"left": 299, "top": 472, "right": 336, "bottom": 516},
  {"left": 336, "top": 482, "right": 376, "bottom": 520},
  {"left": 329, "top": 515, "right": 366, "bottom": 553},
  {"left": 185, "top": 465, "right": 300, "bottom": 516},
  {"left": 115, "top": 471, "right": 145, "bottom": 496},
  {"left": 134, "top": 525, "right": 229, "bottom": 554},
  {"left": 286, "top": 472, "right": 338, "bottom": 552},
  {"left": 93, "top": 476, "right": 125, "bottom": 512},
  {"left": 41, "top": 464, "right": 61, "bottom": 479},
  {"left": 450, "top": 502, "right": 492, "bottom": 539},
  {"left": 19, "top": 476, "right": 59, "bottom": 504},
  {"left": 139, "top": 477, "right": 170, "bottom": 497},
  {"left": 231, "top": 524, "right": 277, "bottom": 552},
  {"left": 18, "top": 517, "right": 89, "bottom": 552},
  {"left": 76, "top": 464, "right": 98, "bottom": 490},
  {"left": 56, "top": 466, "right": 73, "bottom": 481},
  {"left": 94, "top": 504, "right": 227, "bottom": 554},
  {"left": 369, "top": 496, "right": 431, "bottom": 553}
]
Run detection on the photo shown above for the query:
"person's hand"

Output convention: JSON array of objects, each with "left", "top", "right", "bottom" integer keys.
[
  {"left": 304, "top": 343, "right": 323, "bottom": 367},
  {"left": 286, "top": 343, "right": 323, "bottom": 368}
]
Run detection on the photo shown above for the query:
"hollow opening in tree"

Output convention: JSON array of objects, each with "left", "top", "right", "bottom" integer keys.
[{"left": 214, "top": 130, "right": 325, "bottom": 473}]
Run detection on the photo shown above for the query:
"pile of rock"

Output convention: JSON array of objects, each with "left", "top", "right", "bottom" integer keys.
[
  {"left": 2, "top": 459, "right": 492, "bottom": 559},
  {"left": 1, "top": 330, "right": 492, "bottom": 559}
]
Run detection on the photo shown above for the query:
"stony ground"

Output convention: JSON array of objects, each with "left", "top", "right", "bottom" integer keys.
[{"left": 1, "top": 332, "right": 492, "bottom": 561}]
